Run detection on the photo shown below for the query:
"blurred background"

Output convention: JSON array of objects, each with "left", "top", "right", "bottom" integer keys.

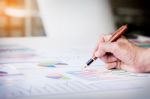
[
  {"left": 0, "top": 0, "right": 45, "bottom": 37},
  {"left": 0, "top": 0, "right": 150, "bottom": 38}
]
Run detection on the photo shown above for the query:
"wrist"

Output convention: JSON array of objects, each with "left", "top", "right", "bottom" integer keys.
[{"left": 135, "top": 47, "right": 150, "bottom": 72}]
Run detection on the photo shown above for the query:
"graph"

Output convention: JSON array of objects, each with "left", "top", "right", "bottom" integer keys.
[
  {"left": 38, "top": 60, "right": 68, "bottom": 68},
  {"left": 47, "top": 73, "right": 70, "bottom": 80},
  {"left": 67, "top": 69, "right": 119, "bottom": 82},
  {"left": 67, "top": 69, "right": 149, "bottom": 83},
  {"left": 0, "top": 44, "right": 40, "bottom": 63}
]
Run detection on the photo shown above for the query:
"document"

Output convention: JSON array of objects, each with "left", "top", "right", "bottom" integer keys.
[
  {"left": 0, "top": 43, "right": 150, "bottom": 99},
  {"left": 66, "top": 68, "right": 150, "bottom": 83},
  {"left": 0, "top": 44, "right": 45, "bottom": 64},
  {"left": 0, "top": 63, "right": 150, "bottom": 99},
  {"left": 0, "top": 64, "right": 22, "bottom": 76}
]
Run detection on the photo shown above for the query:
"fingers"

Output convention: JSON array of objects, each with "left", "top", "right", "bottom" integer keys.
[
  {"left": 93, "top": 35, "right": 112, "bottom": 57},
  {"left": 94, "top": 42, "right": 116, "bottom": 58},
  {"left": 93, "top": 35, "right": 118, "bottom": 58},
  {"left": 105, "top": 61, "right": 121, "bottom": 70},
  {"left": 102, "top": 36, "right": 129, "bottom": 53},
  {"left": 106, "top": 61, "right": 139, "bottom": 73},
  {"left": 92, "top": 36, "right": 105, "bottom": 57},
  {"left": 94, "top": 45, "right": 105, "bottom": 58},
  {"left": 100, "top": 54, "right": 118, "bottom": 63},
  {"left": 106, "top": 62, "right": 117, "bottom": 69},
  {"left": 94, "top": 35, "right": 129, "bottom": 57}
]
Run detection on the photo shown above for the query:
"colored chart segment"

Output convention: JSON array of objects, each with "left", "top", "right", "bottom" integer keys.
[
  {"left": 67, "top": 69, "right": 119, "bottom": 82},
  {"left": 47, "top": 73, "right": 70, "bottom": 80},
  {"left": 39, "top": 61, "right": 68, "bottom": 68}
]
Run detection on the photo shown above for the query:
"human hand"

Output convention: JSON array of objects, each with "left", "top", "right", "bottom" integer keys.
[{"left": 93, "top": 35, "right": 150, "bottom": 73}]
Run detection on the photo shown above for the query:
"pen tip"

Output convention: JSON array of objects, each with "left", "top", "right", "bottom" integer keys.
[
  {"left": 83, "top": 65, "right": 88, "bottom": 69},
  {"left": 81, "top": 65, "right": 87, "bottom": 71}
]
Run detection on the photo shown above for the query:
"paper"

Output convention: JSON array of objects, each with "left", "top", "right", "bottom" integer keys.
[
  {"left": 38, "top": 60, "right": 68, "bottom": 68},
  {"left": 1, "top": 44, "right": 150, "bottom": 99},
  {"left": 0, "top": 44, "right": 43, "bottom": 63},
  {"left": 66, "top": 68, "right": 150, "bottom": 83},
  {"left": 0, "top": 64, "right": 23, "bottom": 76},
  {"left": 1, "top": 62, "right": 150, "bottom": 99}
]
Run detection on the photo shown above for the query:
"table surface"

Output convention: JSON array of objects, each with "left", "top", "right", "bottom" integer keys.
[{"left": 0, "top": 37, "right": 150, "bottom": 99}]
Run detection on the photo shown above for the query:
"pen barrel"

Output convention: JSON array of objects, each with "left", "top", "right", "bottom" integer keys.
[
  {"left": 109, "top": 25, "right": 128, "bottom": 42},
  {"left": 86, "top": 57, "right": 97, "bottom": 66}
]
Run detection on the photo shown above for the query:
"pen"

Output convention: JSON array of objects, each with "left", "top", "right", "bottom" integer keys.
[{"left": 84, "top": 24, "right": 128, "bottom": 68}]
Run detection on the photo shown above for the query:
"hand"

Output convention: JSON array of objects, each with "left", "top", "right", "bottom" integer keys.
[{"left": 93, "top": 35, "right": 150, "bottom": 73}]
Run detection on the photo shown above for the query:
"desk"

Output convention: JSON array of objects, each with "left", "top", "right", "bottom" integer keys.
[{"left": 0, "top": 37, "right": 150, "bottom": 99}]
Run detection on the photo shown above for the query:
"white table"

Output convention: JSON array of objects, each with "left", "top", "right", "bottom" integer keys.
[{"left": 0, "top": 37, "right": 150, "bottom": 99}]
